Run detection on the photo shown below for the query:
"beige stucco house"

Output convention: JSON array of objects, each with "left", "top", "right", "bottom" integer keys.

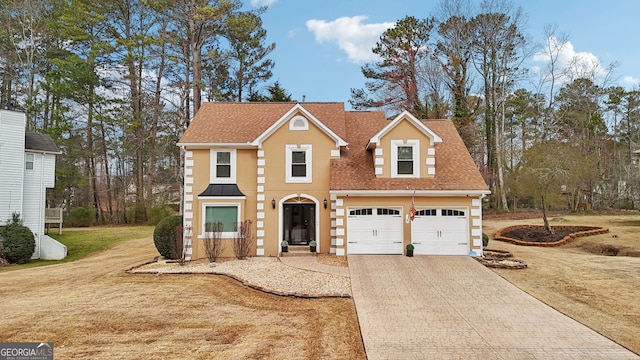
[{"left": 177, "top": 102, "right": 489, "bottom": 260}]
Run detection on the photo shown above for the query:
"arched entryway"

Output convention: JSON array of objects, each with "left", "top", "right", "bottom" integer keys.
[{"left": 278, "top": 194, "right": 320, "bottom": 248}]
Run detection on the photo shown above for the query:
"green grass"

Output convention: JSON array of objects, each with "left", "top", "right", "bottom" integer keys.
[{"left": 0, "top": 226, "right": 153, "bottom": 272}]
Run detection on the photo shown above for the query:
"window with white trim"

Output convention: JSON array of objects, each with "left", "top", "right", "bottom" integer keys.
[
  {"left": 210, "top": 149, "right": 236, "bottom": 183},
  {"left": 25, "top": 153, "right": 34, "bottom": 170},
  {"left": 391, "top": 140, "right": 419, "bottom": 178},
  {"left": 289, "top": 115, "right": 309, "bottom": 131},
  {"left": 203, "top": 204, "right": 239, "bottom": 238},
  {"left": 286, "top": 145, "right": 312, "bottom": 183}
]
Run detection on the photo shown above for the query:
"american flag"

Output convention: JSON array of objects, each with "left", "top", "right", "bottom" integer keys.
[{"left": 409, "top": 192, "right": 416, "bottom": 221}]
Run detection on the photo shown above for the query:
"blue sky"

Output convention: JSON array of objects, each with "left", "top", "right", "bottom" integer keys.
[{"left": 249, "top": 0, "right": 640, "bottom": 106}]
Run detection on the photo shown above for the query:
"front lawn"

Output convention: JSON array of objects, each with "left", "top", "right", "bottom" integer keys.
[
  {"left": 483, "top": 213, "right": 640, "bottom": 355},
  {"left": 0, "top": 226, "right": 153, "bottom": 271}
]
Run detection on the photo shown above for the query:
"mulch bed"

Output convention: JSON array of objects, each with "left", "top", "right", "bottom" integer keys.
[{"left": 495, "top": 225, "right": 609, "bottom": 246}]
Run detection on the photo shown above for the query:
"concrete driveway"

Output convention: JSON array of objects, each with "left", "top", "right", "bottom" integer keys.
[{"left": 349, "top": 256, "right": 638, "bottom": 359}]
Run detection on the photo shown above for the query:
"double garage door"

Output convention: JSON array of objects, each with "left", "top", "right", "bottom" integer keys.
[{"left": 347, "top": 207, "right": 468, "bottom": 255}]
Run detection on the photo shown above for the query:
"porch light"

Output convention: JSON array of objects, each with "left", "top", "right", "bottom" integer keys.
[
  {"left": 323, "top": 198, "right": 327, "bottom": 209},
  {"left": 271, "top": 198, "right": 276, "bottom": 209}
]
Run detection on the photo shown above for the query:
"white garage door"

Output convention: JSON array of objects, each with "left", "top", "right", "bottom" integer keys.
[
  {"left": 411, "top": 208, "right": 469, "bottom": 255},
  {"left": 347, "top": 208, "right": 403, "bottom": 255}
]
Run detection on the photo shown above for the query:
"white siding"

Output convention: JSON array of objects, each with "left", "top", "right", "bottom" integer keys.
[
  {"left": 23, "top": 152, "right": 48, "bottom": 258},
  {"left": 0, "top": 110, "right": 26, "bottom": 223}
]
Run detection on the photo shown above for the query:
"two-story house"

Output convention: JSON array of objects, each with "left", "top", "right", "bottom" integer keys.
[
  {"left": 177, "top": 102, "right": 489, "bottom": 260},
  {"left": 0, "top": 109, "right": 66, "bottom": 260}
]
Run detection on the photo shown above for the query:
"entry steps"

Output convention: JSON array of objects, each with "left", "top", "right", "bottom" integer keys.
[{"left": 280, "top": 245, "right": 317, "bottom": 257}]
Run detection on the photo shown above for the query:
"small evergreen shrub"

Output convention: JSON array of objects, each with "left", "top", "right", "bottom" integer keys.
[
  {"left": 153, "top": 215, "right": 183, "bottom": 259},
  {"left": 482, "top": 233, "right": 490, "bottom": 248},
  {"left": 0, "top": 220, "right": 35, "bottom": 264},
  {"left": 67, "top": 207, "right": 95, "bottom": 227}
]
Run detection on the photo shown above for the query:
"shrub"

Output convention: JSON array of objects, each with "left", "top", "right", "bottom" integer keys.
[
  {"left": 482, "top": 233, "right": 490, "bottom": 248},
  {"left": 153, "top": 215, "right": 183, "bottom": 259},
  {"left": 233, "top": 220, "right": 253, "bottom": 260},
  {"left": 0, "top": 221, "right": 35, "bottom": 264},
  {"left": 67, "top": 207, "right": 95, "bottom": 227},
  {"left": 203, "top": 222, "right": 224, "bottom": 262},
  {"left": 148, "top": 205, "right": 175, "bottom": 226}
]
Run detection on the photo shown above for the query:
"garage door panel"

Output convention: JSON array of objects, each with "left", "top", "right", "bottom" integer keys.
[
  {"left": 411, "top": 208, "right": 469, "bottom": 255},
  {"left": 347, "top": 208, "right": 403, "bottom": 255}
]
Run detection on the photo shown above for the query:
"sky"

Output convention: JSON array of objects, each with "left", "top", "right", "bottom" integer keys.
[{"left": 248, "top": 0, "right": 640, "bottom": 107}]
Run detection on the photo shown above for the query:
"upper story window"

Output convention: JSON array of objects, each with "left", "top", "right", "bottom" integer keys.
[
  {"left": 210, "top": 149, "right": 236, "bottom": 183},
  {"left": 391, "top": 140, "right": 419, "bottom": 178},
  {"left": 216, "top": 152, "right": 231, "bottom": 177},
  {"left": 397, "top": 146, "right": 413, "bottom": 174},
  {"left": 25, "top": 153, "right": 34, "bottom": 170},
  {"left": 286, "top": 144, "right": 312, "bottom": 183}
]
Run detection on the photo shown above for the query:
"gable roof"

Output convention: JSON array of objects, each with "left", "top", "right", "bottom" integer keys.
[
  {"left": 252, "top": 103, "right": 347, "bottom": 147},
  {"left": 25, "top": 133, "right": 61, "bottom": 154},
  {"left": 177, "top": 102, "right": 348, "bottom": 147},
  {"left": 331, "top": 116, "right": 489, "bottom": 193},
  {"left": 366, "top": 111, "right": 442, "bottom": 149}
]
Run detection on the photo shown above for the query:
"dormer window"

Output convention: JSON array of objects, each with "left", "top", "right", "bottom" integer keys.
[
  {"left": 391, "top": 140, "right": 419, "bottom": 178},
  {"left": 397, "top": 146, "right": 413, "bottom": 174}
]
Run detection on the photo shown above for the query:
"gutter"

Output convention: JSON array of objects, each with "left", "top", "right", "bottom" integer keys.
[{"left": 330, "top": 189, "right": 492, "bottom": 197}]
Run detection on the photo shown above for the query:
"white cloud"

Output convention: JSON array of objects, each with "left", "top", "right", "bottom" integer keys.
[
  {"left": 251, "top": 0, "right": 276, "bottom": 7},
  {"left": 623, "top": 76, "right": 640, "bottom": 87},
  {"left": 306, "top": 16, "right": 394, "bottom": 63},
  {"left": 533, "top": 37, "right": 608, "bottom": 83}
]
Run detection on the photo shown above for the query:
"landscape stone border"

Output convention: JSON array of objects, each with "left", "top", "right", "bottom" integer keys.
[
  {"left": 494, "top": 225, "right": 609, "bottom": 247},
  {"left": 476, "top": 257, "right": 528, "bottom": 269}
]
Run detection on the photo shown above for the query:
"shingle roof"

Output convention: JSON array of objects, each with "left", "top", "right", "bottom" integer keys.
[
  {"left": 24, "top": 133, "right": 60, "bottom": 153},
  {"left": 179, "top": 102, "right": 488, "bottom": 192},
  {"left": 330, "top": 116, "right": 488, "bottom": 191},
  {"left": 178, "top": 102, "right": 347, "bottom": 144}
]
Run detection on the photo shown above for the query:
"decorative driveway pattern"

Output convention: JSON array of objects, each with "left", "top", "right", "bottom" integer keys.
[{"left": 349, "top": 256, "right": 638, "bottom": 360}]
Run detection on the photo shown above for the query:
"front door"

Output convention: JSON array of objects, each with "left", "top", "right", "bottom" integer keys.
[{"left": 283, "top": 204, "right": 315, "bottom": 245}]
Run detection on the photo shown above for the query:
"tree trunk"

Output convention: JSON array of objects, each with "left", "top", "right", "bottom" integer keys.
[
  {"left": 189, "top": 0, "right": 201, "bottom": 114},
  {"left": 541, "top": 195, "right": 554, "bottom": 234},
  {"left": 87, "top": 89, "right": 101, "bottom": 224},
  {"left": 100, "top": 121, "right": 113, "bottom": 223}
]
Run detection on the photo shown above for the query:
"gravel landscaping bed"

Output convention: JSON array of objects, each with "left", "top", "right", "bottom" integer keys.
[{"left": 128, "top": 257, "right": 352, "bottom": 298}]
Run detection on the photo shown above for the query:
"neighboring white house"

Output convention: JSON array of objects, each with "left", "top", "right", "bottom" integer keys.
[{"left": 0, "top": 109, "right": 66, "bottom": 260}]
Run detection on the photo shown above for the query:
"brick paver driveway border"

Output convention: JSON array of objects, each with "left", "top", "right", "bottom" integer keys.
[{"left": 349, "top": 255, "right": 638, "bottom": 359}]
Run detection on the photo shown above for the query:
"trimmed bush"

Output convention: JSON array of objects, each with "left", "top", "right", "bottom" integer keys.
[
  {"left": 67, "top": 207, "right": 95, "bottom": 227},
  {"left": 0, "top": 223, "right": 35, "bottom": 264},
  {"left": 482, "top": 233, "right": 490, "bottom": 248},
  {"left": 153, "top": 215, "right": 183, "bottom": 259}
]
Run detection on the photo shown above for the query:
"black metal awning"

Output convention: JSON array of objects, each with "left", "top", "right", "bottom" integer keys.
[{"left": 198, "top": 184, "right": 245, "bottom": 197}]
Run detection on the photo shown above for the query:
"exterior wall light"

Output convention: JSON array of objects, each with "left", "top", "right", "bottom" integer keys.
[{"left": 271, "top": 198, "right": 276, "bottom": 209}]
